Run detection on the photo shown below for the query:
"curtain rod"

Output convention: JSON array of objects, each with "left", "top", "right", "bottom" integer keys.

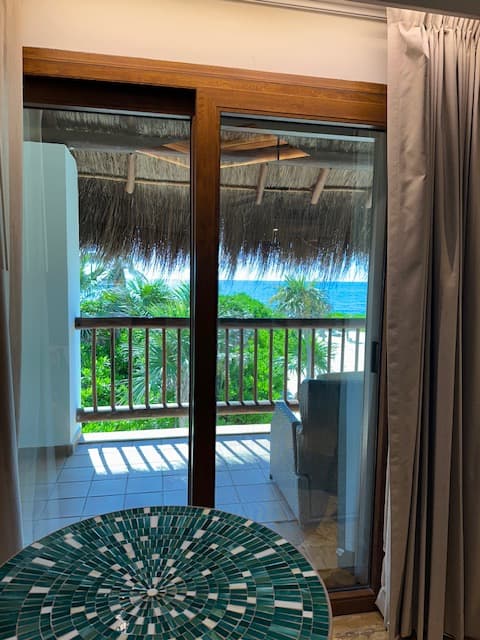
[{"left": 227, "top": 0, "right": 387, "bottom": 22}]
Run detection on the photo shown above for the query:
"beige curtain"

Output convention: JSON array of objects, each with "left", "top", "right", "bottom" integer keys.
[
  {"left": 0, "top": 0, "right": 23, "bottom": 562},
  {"left": 383, "top": 9, "right": 480, "bottom": 640}
]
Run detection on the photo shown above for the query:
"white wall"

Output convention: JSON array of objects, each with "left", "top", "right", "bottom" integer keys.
[
  {"left": 20, "top": 0, "right": 387, "bottom": 84},
  {"left": 20, "top": 142, "right": 80, "bottom": 449}
]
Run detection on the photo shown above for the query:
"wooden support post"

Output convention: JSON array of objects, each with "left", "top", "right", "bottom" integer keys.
[
  {"left": 311, "top": 168, "right": 329, "bottom": 205},
  {"left": 255, "top": 163, "right": 268, "bottom": 205},
  {"left": 125, "top": 152, "right": 137, "bottom": 194}
]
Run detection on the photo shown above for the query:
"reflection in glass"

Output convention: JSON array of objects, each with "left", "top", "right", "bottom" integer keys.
[
  {"left": 215, "top": 116, "right": 385, "bottom": 589},
  {"left": 20, "top": 109, "right": 191, "bottom": 543}
]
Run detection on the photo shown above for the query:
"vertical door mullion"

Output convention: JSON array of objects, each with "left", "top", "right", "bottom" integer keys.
[{"left": 189, "top": 91, "right": 220, "bottom": 507}]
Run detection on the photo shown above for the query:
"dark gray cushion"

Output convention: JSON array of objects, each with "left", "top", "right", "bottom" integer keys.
[{"left": 296, "top": 372, "right": 364, "bottom": 492}]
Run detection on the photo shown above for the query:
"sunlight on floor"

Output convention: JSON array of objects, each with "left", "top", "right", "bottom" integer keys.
[{"left": 19, "top": 433, "right": 360, "bottom": 592}]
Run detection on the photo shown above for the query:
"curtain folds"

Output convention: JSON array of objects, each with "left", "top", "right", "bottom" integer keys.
[
  {"left": 383, "top": 8, "right": 480, "bottom": 640},
  {"left": 0, "top": 0, "right": 23, "bottom": 562}
]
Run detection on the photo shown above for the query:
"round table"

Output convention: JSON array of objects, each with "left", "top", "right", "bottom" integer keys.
[{"left": 0, "top": 506, "right": 331, "bottom": 639}]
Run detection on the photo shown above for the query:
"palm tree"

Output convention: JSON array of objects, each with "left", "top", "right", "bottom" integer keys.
[
  {"left": 80, "top": 253, "right": 105, "bottom": 301},
  {"left": 270, "top": 276, "right": 330, "bottom": 318},
  {"left": 125, "top": 278, "right": 172, "bottom": 316},
  {"left": 117, "top": 280, "right": 191, "bottom": 424},
  {"left": 270, "top": 276, "right": 331, "bottom": 379},
  {"left": 171, "top": 281, "right": 190, "bottom": 317}
]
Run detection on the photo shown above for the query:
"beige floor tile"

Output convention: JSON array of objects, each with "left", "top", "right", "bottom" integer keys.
[{"left": 332, "top": 612, "right": 387, "bottom": 639}]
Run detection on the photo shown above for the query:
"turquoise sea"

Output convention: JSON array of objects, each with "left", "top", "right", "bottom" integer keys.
[{"left": 218, "top": 280, "right": 368, "bottom": 316}]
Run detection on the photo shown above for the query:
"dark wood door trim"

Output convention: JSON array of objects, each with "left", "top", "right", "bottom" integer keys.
[
  {"left": 329, "top": 587, "right": 379, "bottom": 616},
  {"left": 23, "top": 75, "right": 195, "bottom": 116},
  {"left": 189, "top": 92, "right": 220, "bottom": 508},
  {"left": 198, "top": 86, "right": 384, "bottom": 127},
  {"left": 23, "top": 47, "right": 386, "bottom": 128}
]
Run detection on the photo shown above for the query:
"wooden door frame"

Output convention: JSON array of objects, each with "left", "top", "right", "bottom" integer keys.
[{"left": 23, "top": 47, "right": 387, "bottom": 617}]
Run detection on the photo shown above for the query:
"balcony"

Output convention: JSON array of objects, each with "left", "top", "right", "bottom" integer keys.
[{"left": 20, "top": 315, "right": 366, "bottom": 590}]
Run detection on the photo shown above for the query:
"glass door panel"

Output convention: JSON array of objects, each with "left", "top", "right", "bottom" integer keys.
[
  {"left": 20, "top": 108, "right": 191, "bottom": 543},
  {"left": 215, "top": 115, "right": 385, "bottom": 590}
]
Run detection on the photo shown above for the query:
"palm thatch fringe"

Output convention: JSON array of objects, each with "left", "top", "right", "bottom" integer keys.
[
  {"left": 219, "top": 188, "right": 369, "bottom": 276},
  {"left": 79, "top": 177, "right": 370, "bottom": 276},
  {"left": 79, "top": 179, "right": 190, "bottom": 270},
  {"left": 62, "top": 113, "right": 376, "bottom": 276}
]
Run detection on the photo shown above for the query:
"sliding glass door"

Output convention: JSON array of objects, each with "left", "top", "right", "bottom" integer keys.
[
  {"left": 22, "top": 61, "right": 387, "bottom": 612},
  {"left": 20, "top": 106, "right": 192, "bottom": 543},
  {"left": 214, "top": 115, "right": 386, "bottom": 590},
  {"left": 20, "top": 103, "right": 385, "bottom": 592}
]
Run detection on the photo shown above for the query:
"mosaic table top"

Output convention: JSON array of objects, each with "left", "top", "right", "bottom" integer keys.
[{"left": 0, "top": 506, "right": 331, "bottom": 640}]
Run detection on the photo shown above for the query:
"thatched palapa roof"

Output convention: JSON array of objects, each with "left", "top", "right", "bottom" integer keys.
[{"left": 31, "top": 110, "right": 377, "bottom": 276}]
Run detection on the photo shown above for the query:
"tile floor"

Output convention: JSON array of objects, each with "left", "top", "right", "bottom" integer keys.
[
  {"left": 20, "top": 434, "right": 295, "bottom": 544},
  {"left": 19, "top": 433, "right": 358, "bottom": 590},
  {"left": 332, "top": 612, "right": 387, "bottom": 640},
  {"left": 19, "top": 435, "right": 387, "bottom": 637}
]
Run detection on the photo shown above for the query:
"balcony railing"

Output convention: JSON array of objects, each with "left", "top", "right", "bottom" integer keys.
[{"left": 75, "top": 317, "right": 365, "bottom": 422}]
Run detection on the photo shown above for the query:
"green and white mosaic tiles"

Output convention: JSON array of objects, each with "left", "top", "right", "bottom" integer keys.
[{"left": 0, "top": 506, "right": 330, "bottom": 639}]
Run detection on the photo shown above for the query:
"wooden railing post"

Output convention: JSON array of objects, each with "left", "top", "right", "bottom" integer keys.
[{"left": 145, "top": 328, "right": 150, "bottom": 408}]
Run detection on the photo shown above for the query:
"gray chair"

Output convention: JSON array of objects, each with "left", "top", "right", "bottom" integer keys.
[{"left": 270, "top": 372, "right": 364, "bottom": 527}]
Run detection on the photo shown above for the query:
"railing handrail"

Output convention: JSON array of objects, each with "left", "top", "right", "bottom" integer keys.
[{"left": 75, "top": 316, "right": 366, "bottom": 330}]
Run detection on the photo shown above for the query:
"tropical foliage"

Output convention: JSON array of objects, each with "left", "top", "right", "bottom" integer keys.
[{"left": 80, "top": 260, "right": 332, "bottom": 432}]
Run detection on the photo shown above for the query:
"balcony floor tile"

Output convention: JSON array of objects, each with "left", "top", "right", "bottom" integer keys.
[
  {"left": 215, "top": 471, "right": 233, "bottom": 486},
  {"left": 43, "top": 498, "right": 86, "bottom": 519},
  {"left": 83, "top": 494, "right": 125, "bottom": 516},
  {"left": 230, "top": 468, "right": 267, "bottom": 485},
  {"left": 88, "top": 478, "right": 128, "bottom": 496},
  {"left": 124, "top": 492, "right": 164, "bottom": 510},
  {"left": 163, "top": 474, "right": 188, "bottom": 492},
  {"left": 61, "top": 453, "right": 95, "bottom": 469},
  {"left": 215, "top": 485, "right": 240, "bottom": 504},
  {"left": 163, "top": 490, "right": 187, "bottom": 506},
  {"left": 34, "top": 517, "right": 80, "bottom": 540},
  {"left": 57, "top": 467, "right": 94, "bottom": 483},
  {"left": 264, "top": 520, "right": 305, "bottom": 546},
  {"left": 217, "top": 503, "right": 246, "bottom": 518},
  {"left": 242, "top": 500, "right": 292, "bottom": 523},
  {"left": 236, "top": 483, "right": 280, "bottom": 503},
  {"left": 126, "top": 475, "right": 164, "bottom": 494},
  {"left": 49, "top": 481, "right": 92, "bottom": 500}
]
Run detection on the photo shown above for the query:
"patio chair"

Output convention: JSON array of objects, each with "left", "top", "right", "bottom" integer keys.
[{"left": 270, "top": 371, "right": 364, "bottom": 526}]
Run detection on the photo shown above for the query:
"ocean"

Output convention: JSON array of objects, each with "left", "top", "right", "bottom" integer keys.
[{"left": 218, "top": 280, "right": 368, "bottom": 316}]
